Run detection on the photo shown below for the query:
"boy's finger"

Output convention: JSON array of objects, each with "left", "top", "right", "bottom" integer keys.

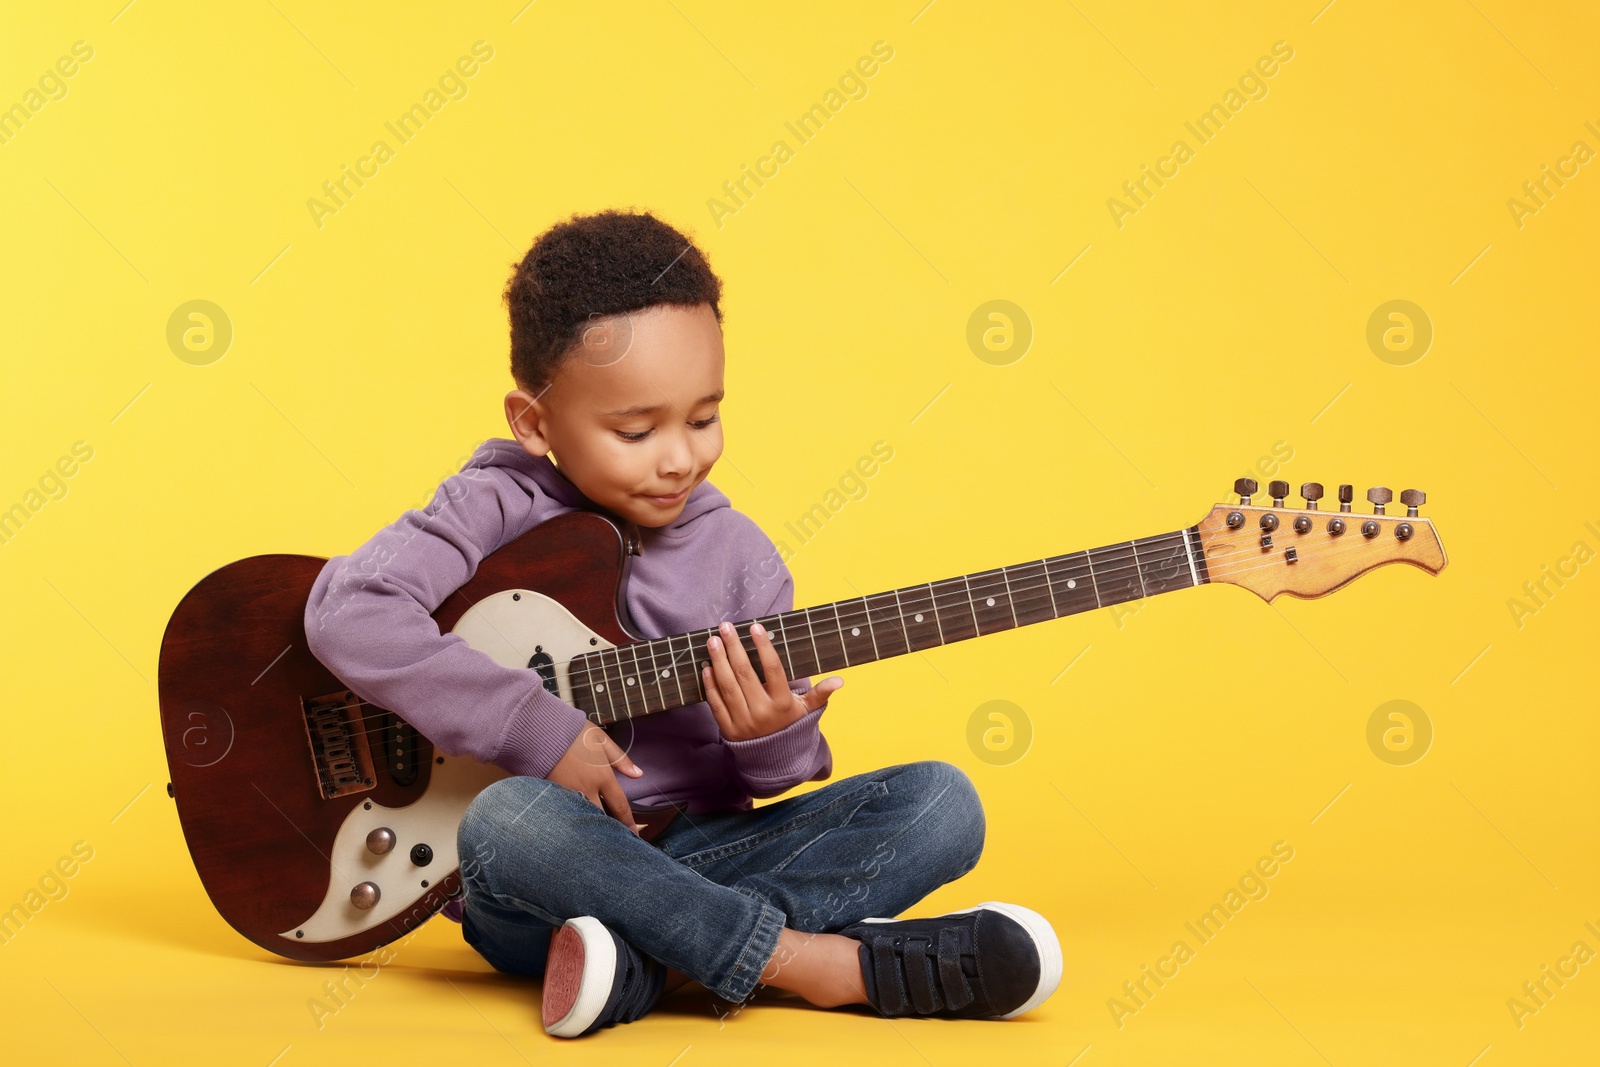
[
  {"left": 717, "top": 622, "right": 763, "bottom": 703},
  {"left": 602, "top": 733, "right": 643, "bottom": 777},
  {"left": 749, "top": 622, "right": 790, "bottom": 702},
  {"left": 707, "top": 634, "right": 751, "bottom": 733},
  {"left": 702, "top": 663, "right": 735, "bottom": 736},
  {"left": 599, "top": 775, "right": 640, "bottom": 834},
  {"left": 804, "top": 675, "right": 845, "bottom": 710}
]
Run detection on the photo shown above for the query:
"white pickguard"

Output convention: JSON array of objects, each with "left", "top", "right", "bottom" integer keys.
[{"left": 280, "top": 589, "right": 612, "bottom": 944}]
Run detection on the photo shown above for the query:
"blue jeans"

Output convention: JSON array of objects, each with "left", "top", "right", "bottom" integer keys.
[{"left": 457, "top": 760, "right": 986, "bottom": 1003}]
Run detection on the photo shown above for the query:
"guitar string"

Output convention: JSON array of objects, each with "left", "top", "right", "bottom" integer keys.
[{"left": 310, "top": 525, "right": 1413, "bottom": 730}]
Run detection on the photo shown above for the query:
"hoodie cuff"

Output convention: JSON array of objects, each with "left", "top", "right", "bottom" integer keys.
[
  {"left": 724, "top": 701, "right": 827, "bottom": 787},
  {"left": 491, "top": 685, "right": 590, "bottom": 780}
]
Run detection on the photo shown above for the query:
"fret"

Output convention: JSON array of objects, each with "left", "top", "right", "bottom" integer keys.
[
  {"left": 569, "top": 652, "right": 596, "bottom": 721},
  {"left": 638, "top": 638, "right": 668, "bottom": 711},
  {"left": 804, "top": 606, "right": 848, "bottom": 675},
  {"left": 897, "top": 584, "right": 941, "bottom": 651},
  {"left": 594, "top": 650, "right": 619, "bottom": 723},
  {"left": 888, "top": 588, "right": 914, "bottom": 654},
  {"left": 766, "top": 613, "right": 798, "bottom": 680},
  {"left": 967, "top": 568, "right": 1014, "bottom": 636},
  {"left": 666, "top": 634, "right": 688, "bottom": 707},
  {"left": 1045, "top": 553, "right": 1096, "bottom": 616},
  {"left": 1129, "top": 540, "right": 1150, "bottom": 599},
  {"left": 1007, "top": 560, "right": 1055, "bottom": 626},
  {"left": 1141, "top": 533, "right": 1193, "bottom": 596},
  {"left": 800, "top": 608, "right": 823, "bottom": 677},
  {"left": 1087, "top": 542, "right": 1141, "bottom": 605},
  {"left": 1000, "top": 566, "right": 1020, "bottom": 628},
  {"left": 932, "top": 578, "right": 979, "bottom": 644},
  {"left": 866, "top": 591, "right": 911, "bottom": 660},
  {"left": 836, "top": 597, "right": 878, "bottom": 666},
  {"left": 619, "top": 646, "right": 645, "bottom": 718},
  {"left": 1083, "top": 549, "right": 1103, "bottom": 607},
  {"left": 831, "top": 602, "right": 850, "bottom": 667},
  {"left": 961, "top": 575, "right": 984, "bottom": 634}
]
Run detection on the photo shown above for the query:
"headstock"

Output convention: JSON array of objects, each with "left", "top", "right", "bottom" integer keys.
[{"left": 1195, "top": 479, "right": 1447, "bottom": 602}]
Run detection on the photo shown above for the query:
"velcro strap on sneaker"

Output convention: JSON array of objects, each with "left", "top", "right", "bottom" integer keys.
[
  {"left": 904, "top": 938, "right": 939, "bottom": 1013},
  {"left": 872, "top": 937, "right": 908, "bottom": 1014},
  {"left": 937, "top": 927, "right": 974, "bottom": 1011}
]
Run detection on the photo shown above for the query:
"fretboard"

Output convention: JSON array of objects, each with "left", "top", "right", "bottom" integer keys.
[{"left": 569, "top": 527, "right": 1209, "bottom": 725}]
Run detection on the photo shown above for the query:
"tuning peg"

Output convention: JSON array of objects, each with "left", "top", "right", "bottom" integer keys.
[
  {"left": 1367, "top": 486, "right": 1393, "bottom": 514},
  {"left": 1268, "top": 480, "right": 1288, "bottom": 507},
  {"left": 1338, "top": 484, "right": 1354, "bottom": 513},
  {"left": 1234, "top": 478, "right": 1257, "bottom": 505},
  {"left": 1300, "top": 482, "right": 1324, "bottom": 510},
  {"left": 1401, "top": 489, "right": 1425, "bottom": 517}
]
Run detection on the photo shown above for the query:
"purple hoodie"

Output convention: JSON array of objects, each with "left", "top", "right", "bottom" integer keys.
[{"left": 303, "top": 438, "right": 833, "bottom": 920}]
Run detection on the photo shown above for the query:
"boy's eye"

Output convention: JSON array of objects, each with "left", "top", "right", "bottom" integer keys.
[{"left": 614, "top": 413, "right": 719, "bottom": 442}]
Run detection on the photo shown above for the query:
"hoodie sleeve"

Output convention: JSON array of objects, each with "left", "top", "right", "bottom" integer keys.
[
  {"left": 720, "top": 522, "right": 834, "bottom": 798},
  {"left": 303, "top": 461, "right": 590, "bottom": 781}
]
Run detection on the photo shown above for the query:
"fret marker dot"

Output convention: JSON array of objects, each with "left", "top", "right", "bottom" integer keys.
[
  {"left": 851, "top": 626, "right": 860, "bottom": 636},
  {"left": 914, "top": 613, "right": 924, "bottom": 622},
  {"left": 985, "top": 596, "right": 995, "bottom": 606},
  {"left": 596, "top": 684, "right": 605, "bottom": 692},
  {"left": 625, "top": 677, "right": 635, "bottom": 686},
  {"left": 1067, "top": 579, "right": 1076, "bottom": 589},
  {"left": 660, "top": 669, "right": 670, "bottom": 678}
]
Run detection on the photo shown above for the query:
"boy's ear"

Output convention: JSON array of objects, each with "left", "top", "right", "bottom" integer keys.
[{"left": 504, "top": 388, "right": 553, "bottom": 456}]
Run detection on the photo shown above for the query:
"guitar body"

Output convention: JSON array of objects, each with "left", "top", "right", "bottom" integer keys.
[{"left": 157, "top": 510, "right": 639, "bottom": 962}]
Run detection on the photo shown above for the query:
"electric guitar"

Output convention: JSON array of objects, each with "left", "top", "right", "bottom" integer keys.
[{"left": 157, "top": 479, "right": 1446, "bottom": 962}]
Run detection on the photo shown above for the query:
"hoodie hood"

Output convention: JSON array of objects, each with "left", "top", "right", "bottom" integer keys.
[{"left": 462, "top": 436, "right": 730, "bottom": 537}]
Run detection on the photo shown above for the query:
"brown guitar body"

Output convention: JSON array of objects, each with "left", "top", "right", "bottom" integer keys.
[{"left": 157, "top": 511, "right": 637, "bottom": 962}]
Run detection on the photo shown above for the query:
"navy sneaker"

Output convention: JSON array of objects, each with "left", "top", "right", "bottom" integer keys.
[
  {"left": 541, "top": 916, "right": 667, "bottom": 1038},
  {"left": 839, "top": 901, "right": 1062, "bottom": 1019}
]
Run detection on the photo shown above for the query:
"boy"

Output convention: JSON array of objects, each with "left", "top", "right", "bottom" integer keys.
[{"left": 303, "top": 209, "right": 1062, "bottom": 1037}]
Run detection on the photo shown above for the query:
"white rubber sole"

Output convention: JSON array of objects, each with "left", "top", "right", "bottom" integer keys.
[
  {"left": 856, "top": 901, "right": 1064, "bottom": 1019},
  {"left": 542, "top": 916, "right": 617, "bottom": 1038}
]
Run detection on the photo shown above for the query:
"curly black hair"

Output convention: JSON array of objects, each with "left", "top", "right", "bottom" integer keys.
[{"left": 504, "top": 209, "right": 724, "bottom": 392}]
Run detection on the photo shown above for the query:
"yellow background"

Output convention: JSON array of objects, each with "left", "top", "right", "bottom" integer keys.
[{"left": 3, "top": 1, "right": 1596, "bottom": 1063}]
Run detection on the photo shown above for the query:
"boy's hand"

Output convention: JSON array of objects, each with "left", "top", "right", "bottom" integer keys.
[
  {"left": 546, "top": 722, "right": 645, "bottom": 833},
  {"left": 703, "top": 619, "right": 844, "bottom": 741}
]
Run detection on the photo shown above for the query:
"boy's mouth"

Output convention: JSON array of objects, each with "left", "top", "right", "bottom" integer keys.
[{"left": 642, "top": 486, "right": 690, "bottom": 506}]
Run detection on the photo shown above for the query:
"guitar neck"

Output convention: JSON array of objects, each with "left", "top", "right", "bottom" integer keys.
[{"left": 572, "top": 526, "right": 1210, "bottom": 725}]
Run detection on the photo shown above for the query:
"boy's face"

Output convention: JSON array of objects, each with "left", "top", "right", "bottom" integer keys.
[{"left": 504, "top": 302, "right": 726, "bottom": 529}]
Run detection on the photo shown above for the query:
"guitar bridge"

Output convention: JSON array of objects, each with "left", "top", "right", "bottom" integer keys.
[{"left": 301, "top": 690, "right": 378, "bottom": 800}]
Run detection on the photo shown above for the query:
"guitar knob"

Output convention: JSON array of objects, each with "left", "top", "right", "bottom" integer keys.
[
  {"left": 366, "top": 827, "right": 396, "bottom": 856},
  {"left": 1338, "top": 484, "right": 1354, "bottom": 513},
  {"left": 1367, "top": 486, "right": 1393, "bottom": 514},
  {"left": 1401, "top": 489, "right": 1426, "bottom": 517},
  {"left": 350, "top": 881, "right": 381, "bottom": 910},
  {"left": 1300, "top": 482, "right": 1323, "bottom": 510},
  {"left": 1268, "top": 480, "right": 1288, "bottom": 507},
  {"left": 1234, "top": 478, "right": 1257, "bottom": 505}
]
